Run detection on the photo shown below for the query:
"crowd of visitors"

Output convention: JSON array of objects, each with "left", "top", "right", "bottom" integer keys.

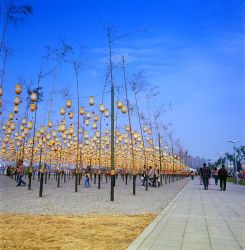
[{"left": 192, "top": 163, "right": 229, "bottom": 191}]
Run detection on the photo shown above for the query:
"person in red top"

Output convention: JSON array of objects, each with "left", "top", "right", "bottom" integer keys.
[{"left": 16, "top": 160, "right": 26, "bottom": 186}]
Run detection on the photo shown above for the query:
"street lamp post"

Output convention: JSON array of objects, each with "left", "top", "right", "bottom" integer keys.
[{"left": 228, "top": 140, "right": 239, "bottom": 184}]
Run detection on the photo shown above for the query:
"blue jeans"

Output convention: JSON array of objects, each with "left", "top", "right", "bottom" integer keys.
[
  {"left": 85, "top": 178, "right": 90, "bottom": 187},
  {"left": 17, "top": 175, "right": 26, "bottom": 186}
]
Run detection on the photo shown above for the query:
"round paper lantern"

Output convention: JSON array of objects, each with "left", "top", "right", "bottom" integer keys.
[
  {"left": 24, "top": 128, "right": 29, "bottom": 135},
  {"left": 66, "top": 100, "right": 72, "bottom": 108},
  {"left": 104, "top": 110, "right": 109, "bottom": 117},
  {"left": 68, "top": 112, "right": 74, "bottom": 119},
  {"left": 48, "top": 121, "right": 53, "bottom": 128},
  {"left": 99, "top": 104, "right": 105, "bottom": 113},
  {"left": 2, "top": 125, "right": 6, "bottom": 131},
  {"left": 15, "top": 84, "right": 22, "bottom": 95},
  {"left": 121, "top": 106, "right": 127, "bottom": 114},
  {"left": 60, "top": 107, "right": 66, "bottom": 115},
  {"left": 0, "top": 87, "right": 3, "bottom": 96},
  {"left": 86, "top": 112, "right": 91, "bottom": 119},
  {"left": 14, "top": 96, "right": 21, "bottom": 105},
  {"left": 9, "top": 113, "right": 14, "bottom": 120},
  {"left": 143, "top": 126, "right": 147, "bottom": 132},
  {"left": 94, "top": 115, "right": 99, "bottom": 122},
  {"left": 89, "top": 96, "right": 95, "bottom": 106},
  {"left": 85, "top": 119, "right": 90, "bottom": 126},
  {"left": 27, "top": 122, "right": 33, "bottom": 130},
  {"left": 30, "top": 103, "right": 36, "bottom": 112},
  {"left": 79, "top": 107, "right": 85, "bottom": 115},
  {"left": 13, "top": 105, "right": 19, "bottom": 114},
  {"left": 22, "top": 118, "right": 27, "bottom": 125},
  {"left": 30, "top": 92, "right": 37, "bottom": 102},
  {"left": 92, "top": 123, "right": 97, "bottom": 129},
  {"left": 60, "top": 124, "right": 66, "bottom": 132},
  {"left": 148, "top": 129, "right": 152, "bottom": 135},
  {"left": 10, "top": 122, "right": 16, "bottom": 131},
  {"left": 40, "top": 127, "right": 46, "bottom": 135},
  {"left": 117, "top": 101, "right": 123, "bottom": 109}
]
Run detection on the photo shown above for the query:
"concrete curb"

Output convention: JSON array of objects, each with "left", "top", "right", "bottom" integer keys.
[{"left": 127, "top": 180, "right": 191, "bottom": 250}]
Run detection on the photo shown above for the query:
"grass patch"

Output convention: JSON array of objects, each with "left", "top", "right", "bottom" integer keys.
[{"left": 227, "top": 177, "right": 245, "bottom": 185}]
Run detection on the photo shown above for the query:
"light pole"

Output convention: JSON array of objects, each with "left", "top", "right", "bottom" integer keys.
[{"left": 228, "top": 140, "right": 239, "bottom": 184}]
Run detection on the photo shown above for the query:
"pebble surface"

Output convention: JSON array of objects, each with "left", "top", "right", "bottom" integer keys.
[{"left": 0, "top": 174, "right": 189, "bottom": 215}]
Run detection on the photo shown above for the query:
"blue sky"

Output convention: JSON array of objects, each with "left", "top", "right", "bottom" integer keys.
[{"left": 2, "top": 0, "right": 245, "bottom": 160}]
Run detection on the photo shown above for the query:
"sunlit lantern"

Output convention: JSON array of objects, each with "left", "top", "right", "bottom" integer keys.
[
  {"left": 85, "top": 119, "right": 90, "bottom": 126},
  {"left": 66, "top": 100, "right": 72, "bottom": 108},
  {"left": 92, "top": 123, "right": 97, "bottom": 129},
  {"left": 99, "top": 104, "right": 105, "bottom": 113},
  {"left": 9, "top": 113, "right": 14, "bottom": 120},
  {"left": 14, "top": 96, "right": 21, "bottom": 105},
  {"left": 31, "top": 92, "right": 37, "bottom": 102},
  {"left": 10, "top": 122, "right": 16, "bottom": 131},
  {"left": 94, "top": 115, "right": 99, "bottom": 122},
  {"left": 40, "top": 127, "right": 46, "bottom": 135},
  {"left": 143, "top": 126, "right": 147, "bottom": 132},
  {"left": 30, "top": 103, "right": 36, "bottom": 112},
  {"left": 13, "top": 105, "right": 19, "bottom": 114},
  {"left": 104, "top": 110, "right": 109, "bottom": 117},
  {"left": 117, "top": 101, "right": 123, "bottom": 109},
  {"left": 15, "top": 84, "right": 22, "bottom": 95},
  {"left": 60, "top": 107, "right": 66, "bottom": 115},
  {"left": 48, "top": 121, "right": 53, "bottom": 128},
  {"left": 27, "top": 122, "right": 33, "bottom": 130},
  {"left": 148, "top": 129, "right": 152, "bottom": 135},
  {"left": 89, "top": 96, "right": 95, "bottom": 106},
  {"left": 22, "top": 118, "right": 27, "bottom": 125},
  {"left": 121, "top": 106, "right": 127, "bottom": 114},
  {"left": 68, "top": 112, "right": 74, "bottom": 119},
  {"left": 0, "top": 87, "right": 3, "bottom": 96},
  {"left": 79, "top": 107, "right": 85, "bottom": 115}
]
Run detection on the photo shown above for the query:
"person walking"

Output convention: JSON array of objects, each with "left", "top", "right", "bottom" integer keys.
[
  {"left": 201, "top": 163, "right": 211, "bottom": 190},
  {"left": 16, "top": 160, "right": 26, "bottom": 187},
  {"left": 212, "top": 167, "right": 219, "bottom": 185},
  {"left": 218, "top": 164, "right": 228, "bottom": 191}
]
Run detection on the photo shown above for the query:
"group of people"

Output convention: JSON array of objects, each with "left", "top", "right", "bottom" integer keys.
[
  {"left": 196, "top": 163, "right": 228, "bottom": 191},
  {"left": 141, "top": 166, "right": 161, "bottom": 187}
]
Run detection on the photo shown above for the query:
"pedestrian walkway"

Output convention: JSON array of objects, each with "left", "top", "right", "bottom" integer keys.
[{"left": 128, "top": 179, "right": 245, "bottom": 250}]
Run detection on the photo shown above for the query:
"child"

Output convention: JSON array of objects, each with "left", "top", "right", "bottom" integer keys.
[{"left": 85, "top": 174, "right": 90, "bottom": 187}]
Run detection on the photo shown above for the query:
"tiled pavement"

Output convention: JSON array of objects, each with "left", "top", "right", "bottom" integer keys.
[{"left": 128, "top": 179, "right": 245, "bottom": 250}]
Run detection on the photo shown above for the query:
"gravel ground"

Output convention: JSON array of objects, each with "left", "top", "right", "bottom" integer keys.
[{"left": 0, "top": 174, "right": 189, "bottom": 215}]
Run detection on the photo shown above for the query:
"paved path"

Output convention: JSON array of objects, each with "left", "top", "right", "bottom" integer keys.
[{"left": 128, "top": 179, "right": 245, "bottom": 250}]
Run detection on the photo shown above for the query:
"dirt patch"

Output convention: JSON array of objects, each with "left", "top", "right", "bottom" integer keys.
[{"left": 0, "top": 213, "right": 156, "bottom": 250}]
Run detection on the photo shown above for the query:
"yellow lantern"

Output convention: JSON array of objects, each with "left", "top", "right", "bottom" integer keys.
[
  {"left": 15, "top": 84, "right": 22, "bottom": 95},
  {"left": 60, "top": 107, "right": 66, "bottom": 115},
  {"left": 36, "top": 132, "right": 41, "bottom": 138},
  {"left": 20, "top": 125, "right": 24, "bottom": 131},
  {"left": 117, "top": 101, "right": 123, "bottom": 109},
  {"left": 121, "top": 106, "right": 127, "bottom": 114},
  {"left": 48, "top": 121, "right": 53, "bottom": 128},
  {"left": 27, "top": 121, "right": 33, "bottom": 130},
  {"left": 85, "top": 119, "right": 90, "bottom": 126},
  {"left": 79, "top": 107, "right": 85, "bottom": 115},
  {"left": 143, "top": 126, "right": 147, "bottom": 132},
  {"left": 104, "top": 110, "right": 109, "bottom": 117},
  {"left": 92, "top": 123, "right": 97, "bottom": 129},
  {"left": 94, "top": 115, "right": 99, "bottom": 122},
  {"left": 89, "top": 96, "right": 95, "bottom": 106},
  {"left": 66, "top": 100, "right": 72, "bottom": 108},
  {"left": 40, "top": 127, "right": 46, "bottom": 135},
  {"left": 86, "top": 112, "right": 91, "bottom": 119},
  {"left": 9, "top": 113, "right": 14, "bottom": 120},
  {"left": 10, "top": 122, "right": 16, "bottom": 131},
  {"left": 0, "top": 87, "right": 3, "bottom": 96},
  {"left": 13, "top": 105, "right": 19, "bottom": 114},
  {"left": 125, "top": 125, "right": 130, "bottom": 132},
  {"left": 14, "top": 96, "right": 21, "bottom": 105},
  {"left": 22, "top": 118, "right": 27, "bottom": 125},
  {"left": 24, "top": 128, "right": 29, "bottom": 135},
  {"left": 148, "top": 129, "right": 152, "bottom": 135},
  {"left": 30, "top": 103, "right": 36, "bottom": 112},
  {"left": 99, "top": 104, "right": 105, "bottom": 113},
  {"left": 68, "top": 112, "right": 74, "bottom": 119},
  {"left": 60, "top": 124, "right": 66, "bottom": 132},
  {"left": 31, "top": 92, "right": 38, "bottom": 102},
  {"left": 2, "top": 125, "right": 6, "bottom": 131}
]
